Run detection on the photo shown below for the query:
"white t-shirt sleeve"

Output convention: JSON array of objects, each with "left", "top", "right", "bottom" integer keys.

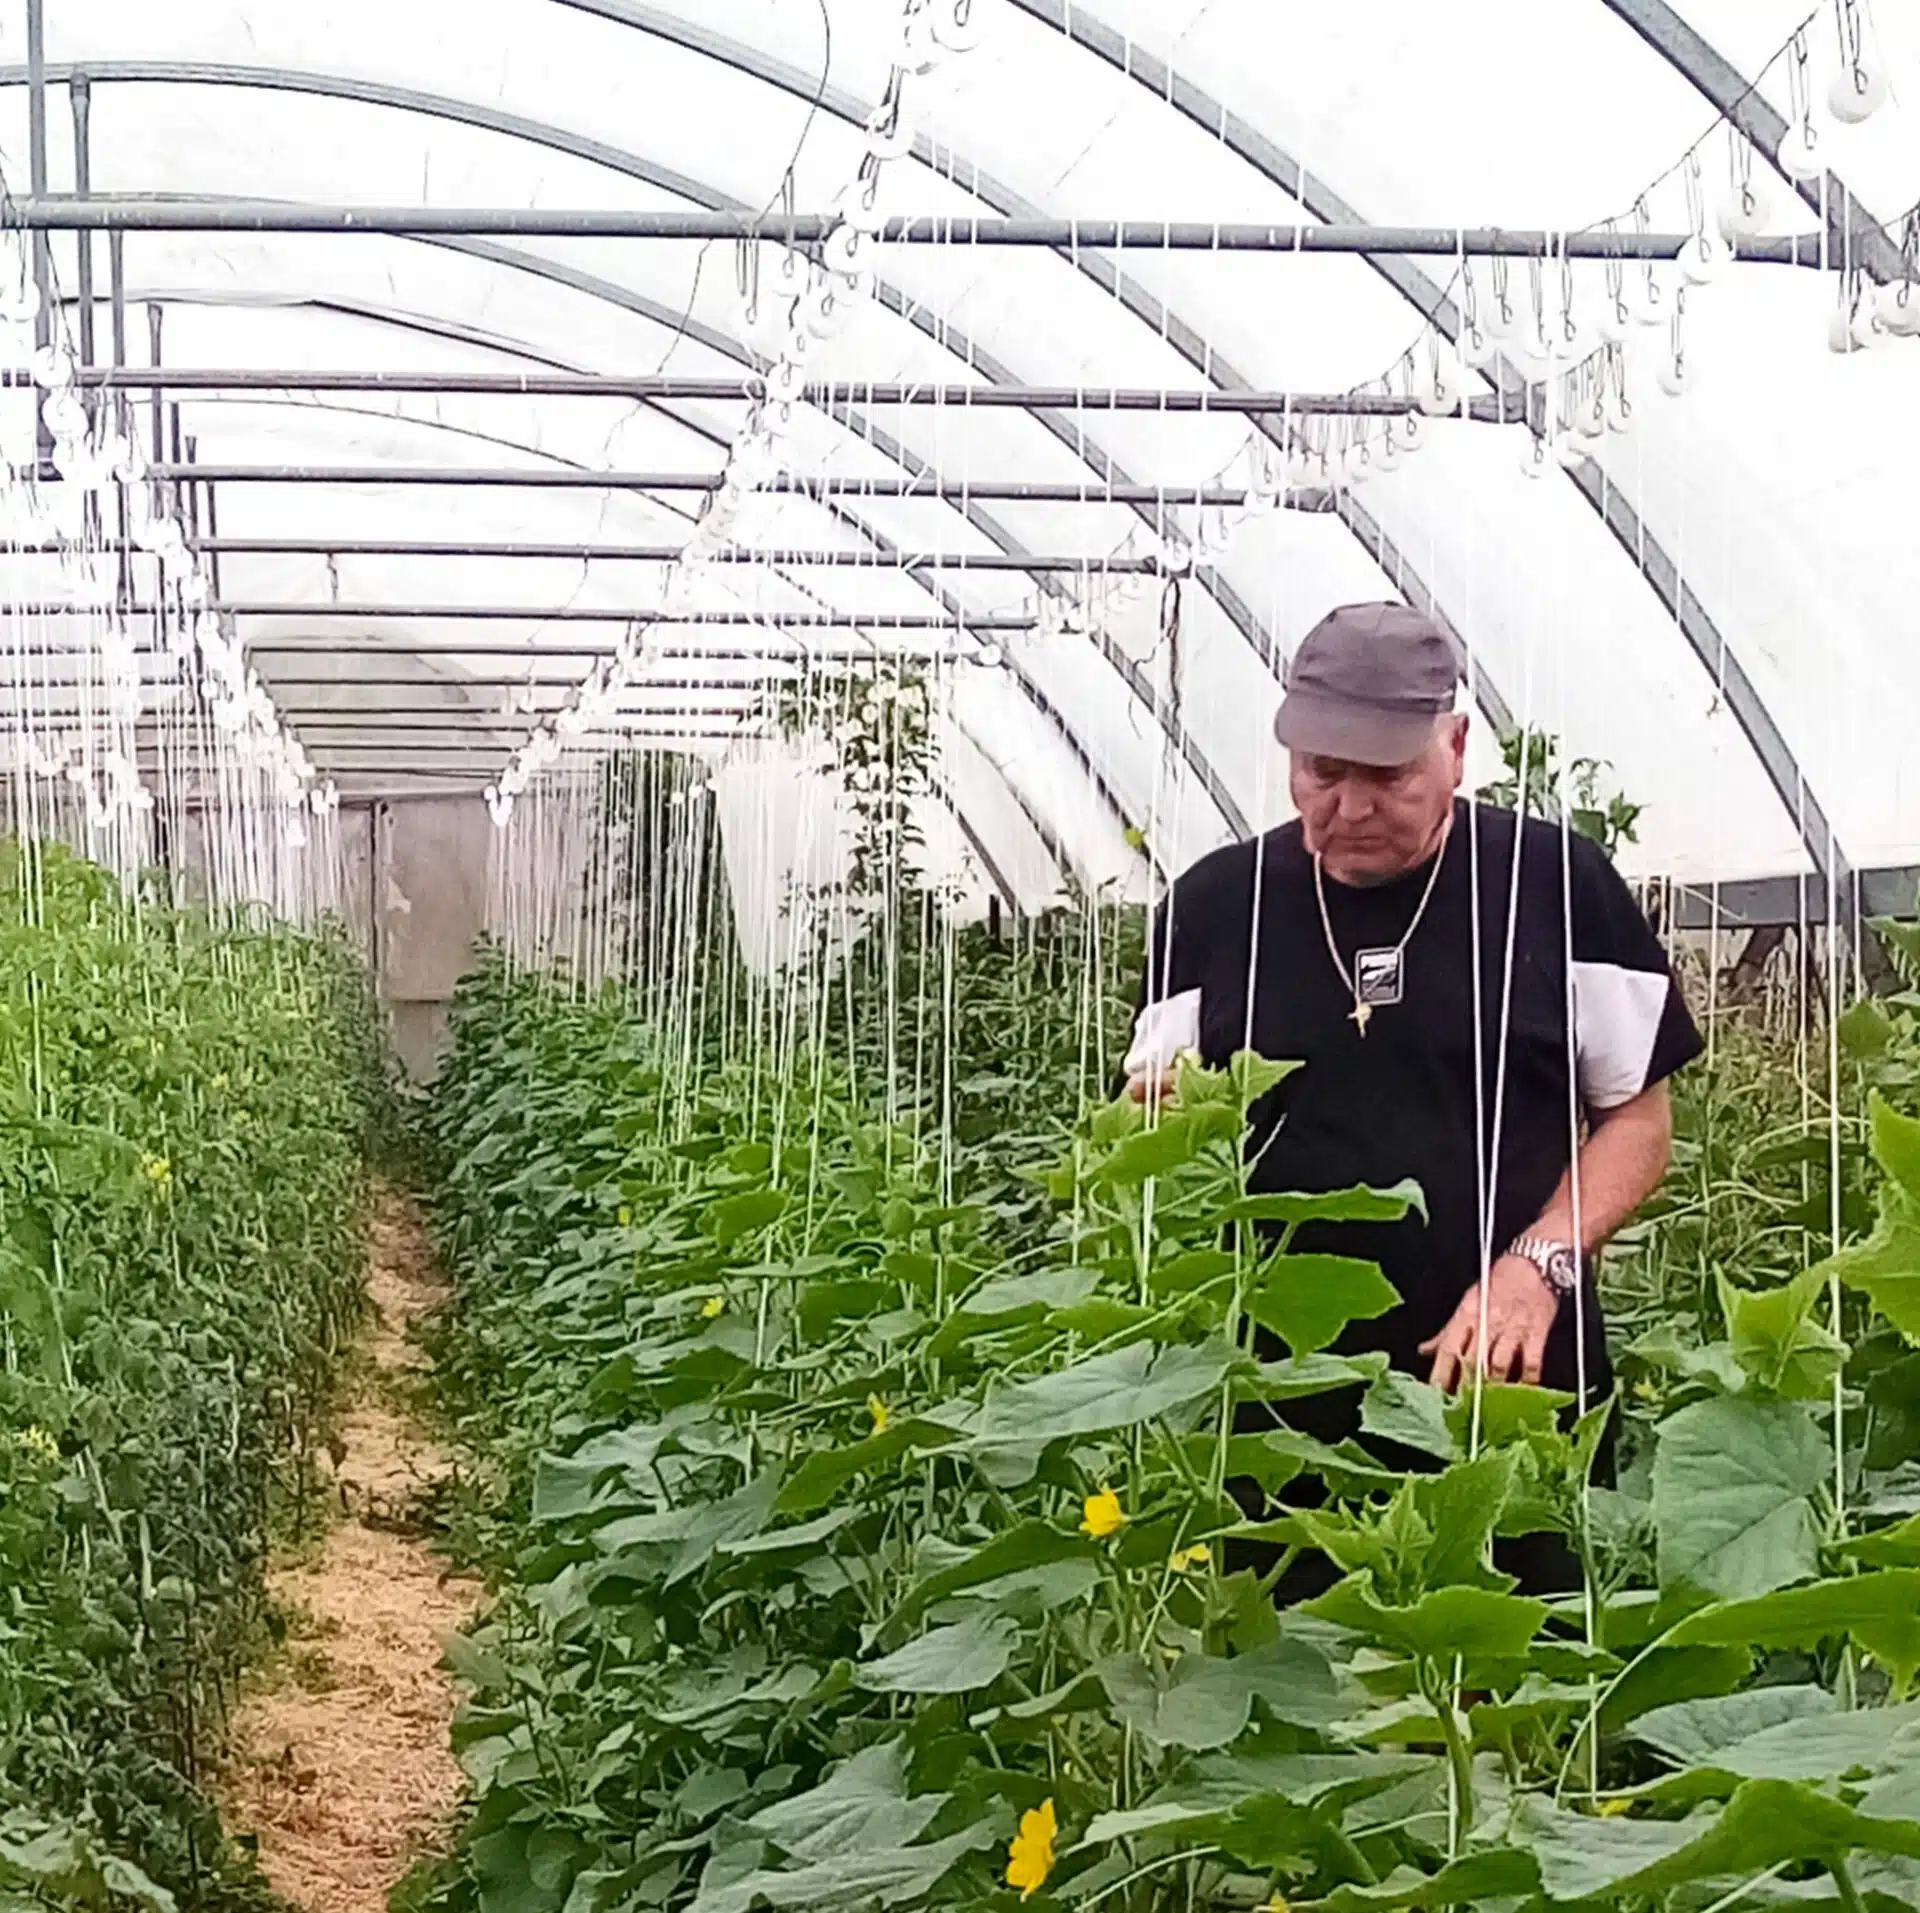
[
  {"left": 1123, "top": 987, "right": 1202, "bottom": 1082},
  {"left": 1571, "top": 960, "right": 1672, "bottom": 1111},
  {"left": 1568, "top": 836, "right": 1702, "bottom": 1111}
]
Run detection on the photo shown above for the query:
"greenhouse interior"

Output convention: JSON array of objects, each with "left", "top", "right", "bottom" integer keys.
[{"left": 7, "top": 2, "right": 1920, "bottom": 1911}]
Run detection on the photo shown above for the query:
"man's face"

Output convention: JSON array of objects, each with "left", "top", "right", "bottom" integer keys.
[{"left": 1290, "top": 716, "right": 1466, "bottom": 885}]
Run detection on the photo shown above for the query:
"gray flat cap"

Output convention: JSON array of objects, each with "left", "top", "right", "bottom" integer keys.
[{"left": 1274, "top": 602, "right": 1462, "bottom": 767}]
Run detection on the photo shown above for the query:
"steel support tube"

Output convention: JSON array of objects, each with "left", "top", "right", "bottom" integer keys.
[
  {"left": 258, "top": 674, "right": 793, "bottom": 689},
  {"left": 9, "top": 692, "right": 827, "bottom": 719},
  {"left": 0, "top": 201, "right": 1833, "bottom": 261},
  {"left": 24, "top": 0, "right": 50, "bottom": 461},
  {"left": 140, "top": 465, "right": 1285, "bottom": 507},
  {"left": 246, "top": 640, "right": 977, "bottom": 658},
  {"left": 11, "top": 366, "right": 1518, "bottom": 415},
  {"left": 107, "top": 232, "right": 125, "bottom": 365},
  {"left": 69, "top": 75, "right": 95, "bottom": 369},
  {"left": 287, "top": 708, "right": 757, "bottom": 729},
  {"left": 187, "top": 539, "right": 1167, "bottom": 570},
  {"left": 139, "top": 736, "right": 758, "bottom": 760},
  {"left": 49, "top": 604, "right": 1034, "bottom": 629},
  {"left": 266, "top": 711, "right": 756, "bottom": 725}
]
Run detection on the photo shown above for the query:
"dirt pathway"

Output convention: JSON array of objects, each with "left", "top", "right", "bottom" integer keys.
[{"left": 222, "top": 1186, "right": 479, "bottom": 1913}]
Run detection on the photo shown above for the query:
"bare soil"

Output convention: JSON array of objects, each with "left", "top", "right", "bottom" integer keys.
[{"left": 220, "top": 1186, "right": 480, "bottom": 1913}]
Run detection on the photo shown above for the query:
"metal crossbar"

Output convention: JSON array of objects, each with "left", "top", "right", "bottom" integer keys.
[{"left": 0, "top": 201, "right": 1833, "bottom": 261}]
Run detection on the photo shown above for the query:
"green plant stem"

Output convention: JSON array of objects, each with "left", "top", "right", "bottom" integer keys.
[
  {"left": 1830, "top": 1856, "right": 1868, "bottom": 1913},
  {"left": 1076, "top": 1845, "right": 1220, "bottom": 1909},
  {"left": 1424, "top": 1666, "right": 1475, "bottom": 1854}
]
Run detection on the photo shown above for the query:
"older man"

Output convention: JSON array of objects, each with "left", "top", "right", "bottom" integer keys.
[{"left": 1127, "top": 604, "right": 1699, "bottom": 1566}]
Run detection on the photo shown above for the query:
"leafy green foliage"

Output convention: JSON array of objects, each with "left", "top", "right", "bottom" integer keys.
[
  {"left": 0, "top": 843, "right": 377, "bottom": 1910},
  {"left": 414, "top": 913, "right": 1920, "bottom": 1912},
  {"left": 1475, "top": 726, "right": 1644, "bottom": 858}
]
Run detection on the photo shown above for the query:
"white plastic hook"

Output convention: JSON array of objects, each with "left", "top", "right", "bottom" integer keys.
[
  {"left": 1776, "top": 122, "right": 1824, "bottom": 182},
  {"left": 1630, "top": 270, "right": 1669, "bottom": 329},
  {"left": 1877, "top": 278, "right": 1920, "bottom": 337},
  {"left": 932, "top": 0, "right": 982, "bottom": 54},
  {"left": 1679, "top": 227, "right": 1731, "bottom": 287},
  {"left": 836, "top": 175, "right": 888, "bottom": 239},
  {"left": 1828, "top": 53, "right": 1887, "bottom": 124},
  {"left": 863, "top": 97, "right": 916, "bottom": 164},
  {"left": 823, "top": 222, "right": 875, "bottom": 282},
  {"left": 29, "top": 343, "right": 73, "bottom": 390},
  {"left": 1414, "top": 343, "right": 1468, "bottom": 417},
  {"left": 1716, "top": 176, "right": 1772, "bottom": 243}
]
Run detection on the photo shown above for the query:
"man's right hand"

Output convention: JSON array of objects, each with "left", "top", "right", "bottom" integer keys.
[{"left": 1126, "top": 1070, "right": 1177, "bottom": 1106}]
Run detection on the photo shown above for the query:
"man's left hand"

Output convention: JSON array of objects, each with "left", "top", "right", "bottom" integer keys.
[{"left": 1419, "top": 1255, "right": 1560, "bottom": 1394}]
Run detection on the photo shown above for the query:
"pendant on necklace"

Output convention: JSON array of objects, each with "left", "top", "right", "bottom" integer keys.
[
  {"left": 1350, "top": 1000, "right": 1373, "bottom": 1037},
  {"left": 1354, "top": 947, "right": 1405, "bottom": 1008}
]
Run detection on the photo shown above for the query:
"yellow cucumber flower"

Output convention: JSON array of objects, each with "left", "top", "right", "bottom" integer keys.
[
  {"left": 1169, "top": 1543, "right": 1212, "bottom": 1573},
  {"left": 15, "top": 1426, "right": 60, "bottom": 1463},
  {"left": 700, "top": 1295, "right": 725, "bottom": 1319},
  {"left": 1079, "top": 1487, "right": 1125, "bottom": 1539},
  {"left": 867, "top": 1396, "right": 890, "bottom": 1435},
  {"left": 1005, "top": 1797, "right": 1057, "bottom": 1900}
]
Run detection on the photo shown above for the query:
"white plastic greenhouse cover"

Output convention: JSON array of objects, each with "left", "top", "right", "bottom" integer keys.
[{"left": 3, "top": 0, "right": 1918, "bottom": 913}]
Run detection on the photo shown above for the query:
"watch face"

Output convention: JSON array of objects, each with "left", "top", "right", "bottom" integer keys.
[{"left": 1546, "top": 1249, "right": 1579, "bottom": 1293}]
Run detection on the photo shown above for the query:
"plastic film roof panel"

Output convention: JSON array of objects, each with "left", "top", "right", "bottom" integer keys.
[{"left": 1, "top": 0, "right": 1915, "bottom": 895}]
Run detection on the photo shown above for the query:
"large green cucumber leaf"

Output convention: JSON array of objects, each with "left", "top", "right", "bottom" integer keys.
[
  {"left": 1652, "top": 1396, "right": 1828, "bottom": 1598},
  {"left": 854, "top": 1616, "right": 1020, "bottom": 1695},
  {"left": 1510, "top": 1777, "right": 1920, "bottom": 1907}
]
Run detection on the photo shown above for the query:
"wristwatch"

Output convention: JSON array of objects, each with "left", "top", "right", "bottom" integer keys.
[{"left": 1508, "top": 1234, "right": 1580, "bottom": 1297}]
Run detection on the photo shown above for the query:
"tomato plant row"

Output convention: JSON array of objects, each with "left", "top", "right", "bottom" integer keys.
[{"left": 0, "top": 845, "right": 383, "bottom": 1913}]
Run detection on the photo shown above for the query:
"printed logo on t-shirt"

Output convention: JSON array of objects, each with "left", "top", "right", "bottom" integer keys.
[{"left": 1354, "top": 946, "right": 1404, "bottom": 1008}]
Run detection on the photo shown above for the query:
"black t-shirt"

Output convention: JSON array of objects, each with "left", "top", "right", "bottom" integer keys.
[{"left": 1131, "top": 800, "right": 1702, "bottom": 1405}]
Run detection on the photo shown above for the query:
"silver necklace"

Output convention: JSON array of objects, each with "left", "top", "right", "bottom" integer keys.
[{"left": 1312, "top": 825, "right": 1450, "bottom": 1037}]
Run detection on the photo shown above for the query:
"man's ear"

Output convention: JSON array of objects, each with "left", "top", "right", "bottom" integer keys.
[{"left": 1445, "top": 713, "right": 1469, "bottom": 784}]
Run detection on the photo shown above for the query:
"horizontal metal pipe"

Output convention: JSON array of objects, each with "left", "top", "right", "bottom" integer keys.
[
  {"left": 136, "top": 729, "right": 756, "bottom": 757},
  {"left": 180, "top": 538, "right": 1165, "bottom": 571},
  {"left": 0, "top": 202, "right": 1826, "bottom": 262},
  {"left": 10, "top": 365, "right": 1511, "bottom": 416},
  {"left": 1, "top": 670, "right": 898, "bottom": 699},
  {"left": 241, "top": 639, "right": 976, "bottom": 658},
  {"left": 296, "top": 733, "right": 755, "bottom": 748},
  {"left": 333, "top": 785, "right": 495, "bottom": 800},
  {"left": 254, "top": 660, "right": 914, "bottom": 681},
  {"left": 0, "top": 603, "right": 1030, "bottom": 629},
  {"left": 2, "top": 646, "right": 976, "bottom": 671},
  {"left": 255, "top": 674, "right": 808, "bottom": 692},
  {"left": 158, "top": 770, "right": 496, "bottom": 788},
  {"left": 283, "top": 703, "right": 759, "bottom": 725},
  {"left": 138, "top": 465, "right": 1281, "bottom": 507}
]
